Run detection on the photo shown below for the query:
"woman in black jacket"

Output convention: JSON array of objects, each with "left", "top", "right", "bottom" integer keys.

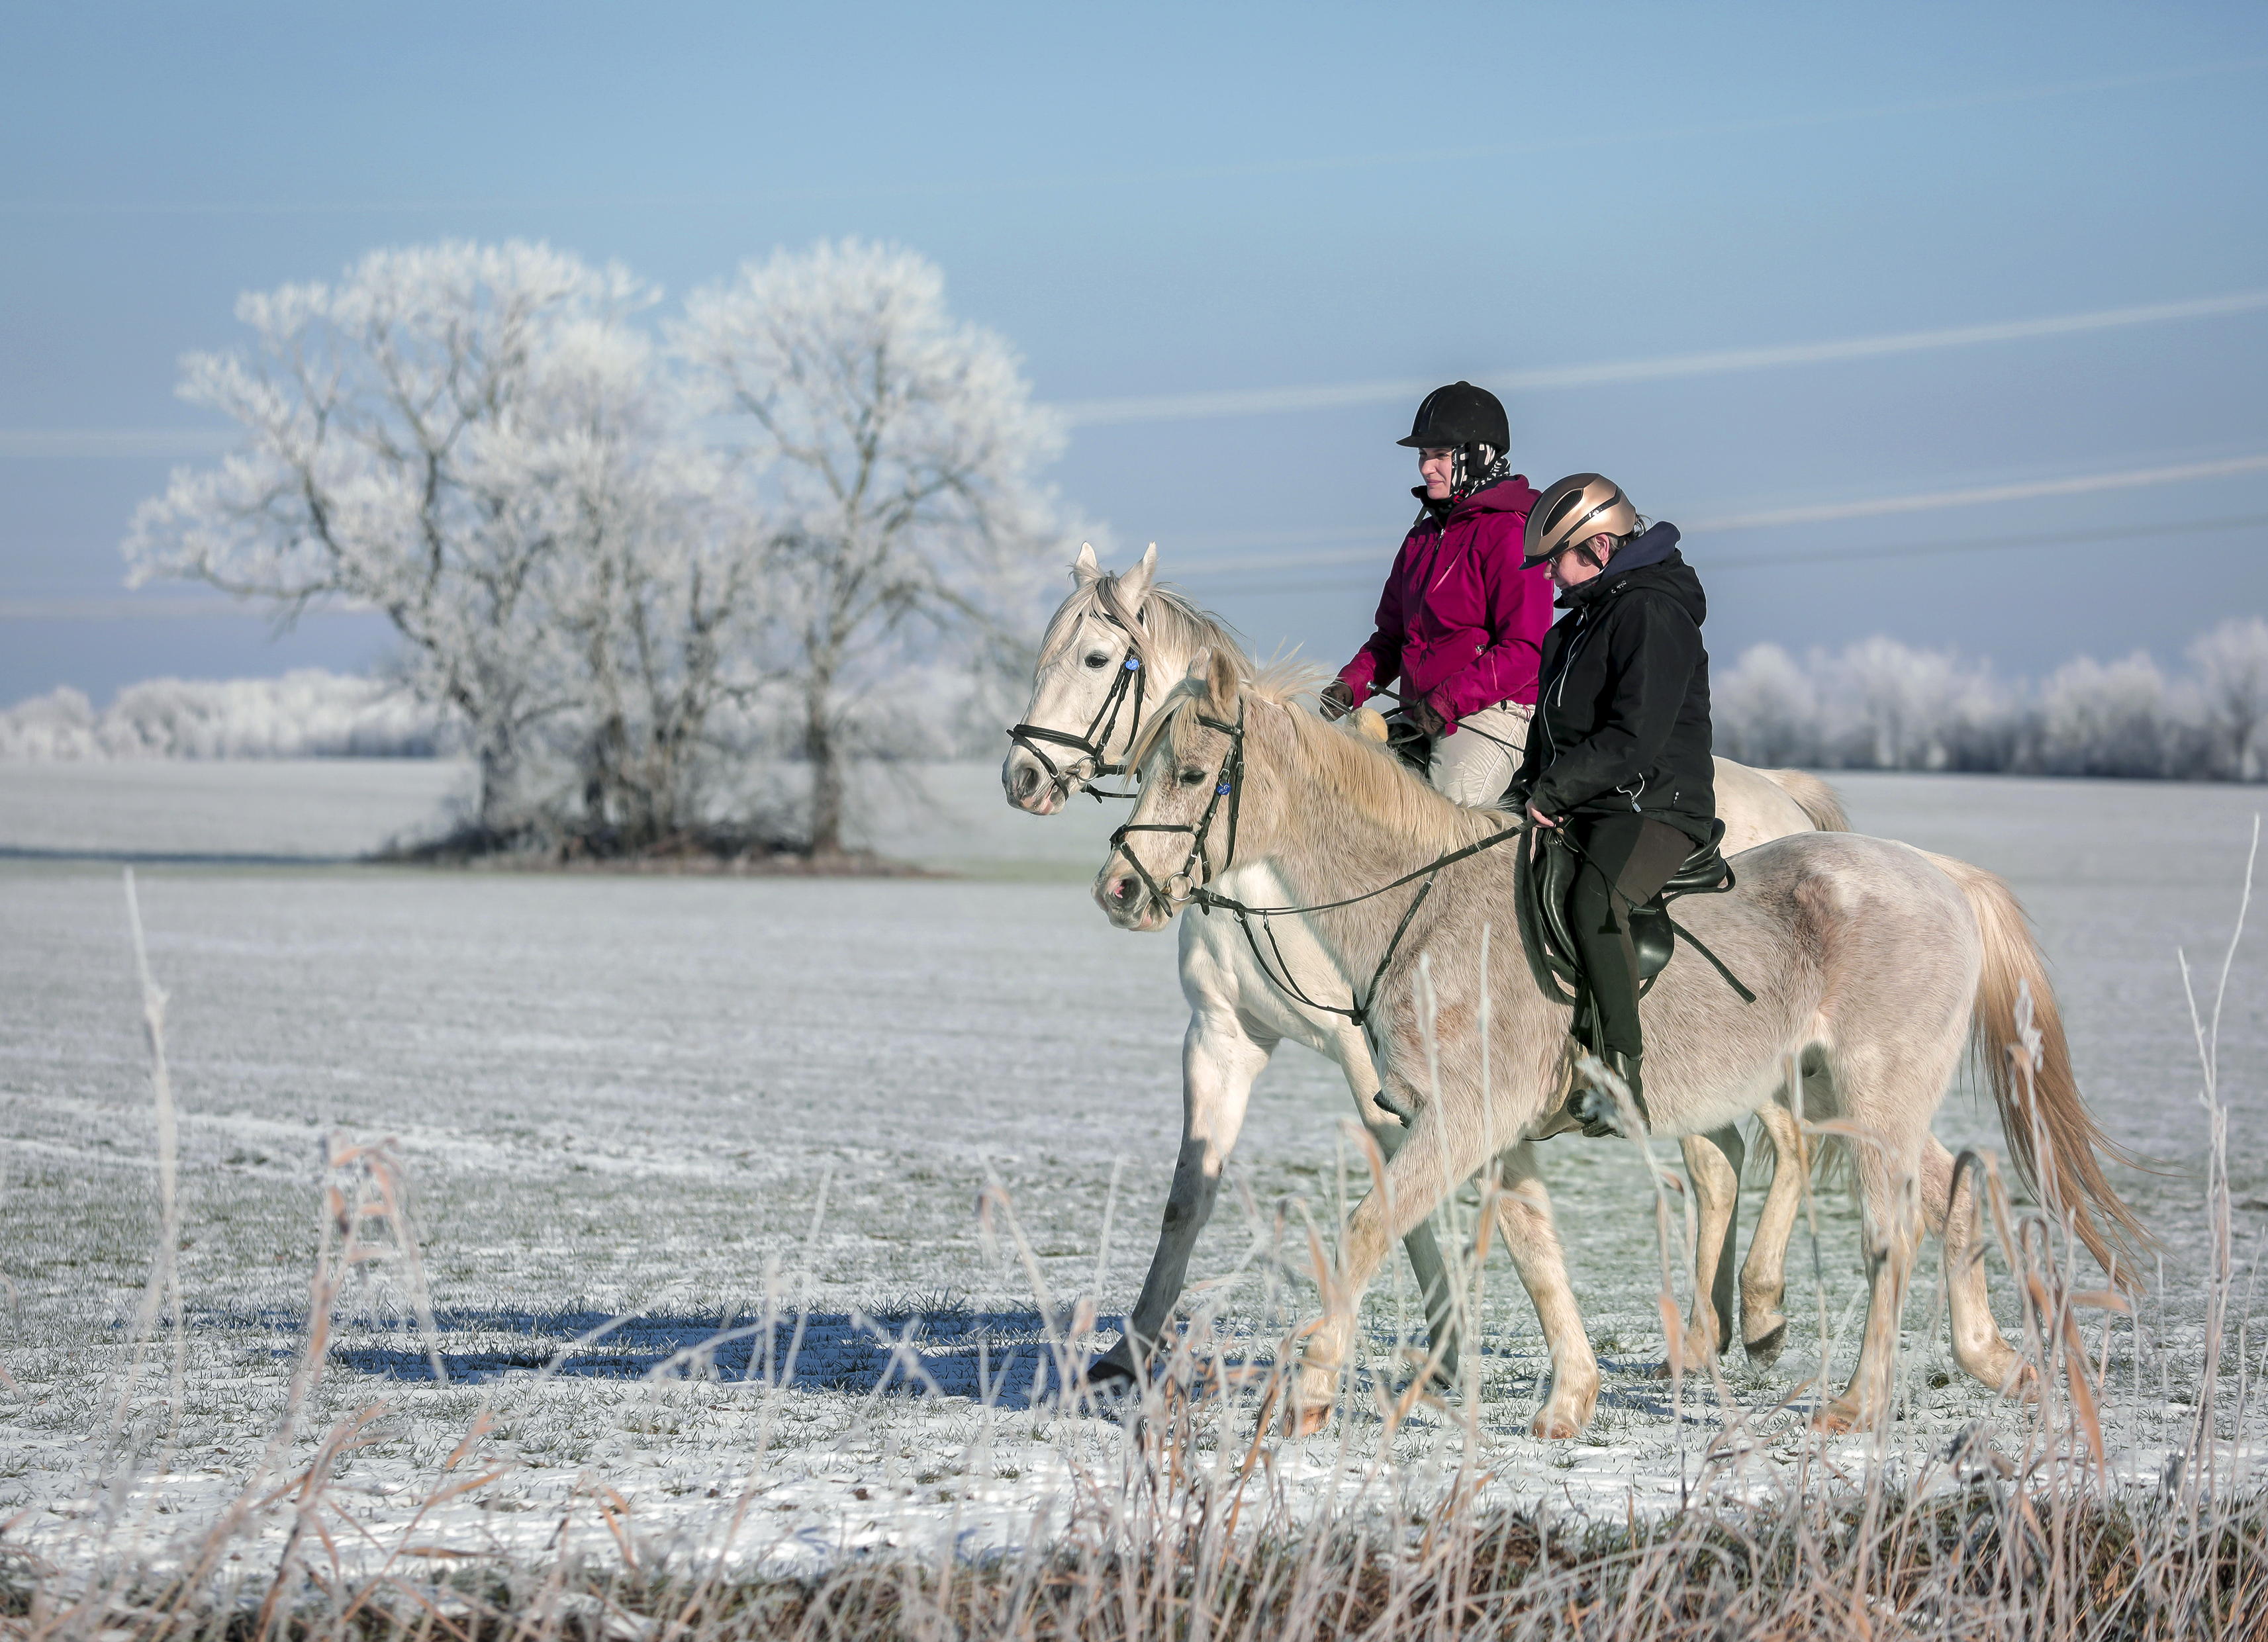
[{"left": 1507, "top": 473, "right": 1715, "bottom": 1117}]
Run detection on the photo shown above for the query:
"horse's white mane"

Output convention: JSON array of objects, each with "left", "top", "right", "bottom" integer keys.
[
  {"left": 1135, "top": 668, "right": 1507, "bottom": 858},
  {"left": 1037, "top": 571, "right": 1247, "bottom": 672}
]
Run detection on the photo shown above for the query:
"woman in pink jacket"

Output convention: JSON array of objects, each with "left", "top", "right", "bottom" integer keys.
[{"left": 1319, "top": 382, "right": 1553, "bottom": 807}]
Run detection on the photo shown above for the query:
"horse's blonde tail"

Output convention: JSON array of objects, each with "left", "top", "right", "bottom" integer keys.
[
  {"left": 1924, "top": 850, "right": 2155, "bottom": 1279},
  {"left": 1758, "top": 768, "right": 1850, "bottom": 832}
]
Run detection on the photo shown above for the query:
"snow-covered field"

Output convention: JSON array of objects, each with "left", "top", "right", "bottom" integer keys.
[{"left": 1, "top": 762, "right": 2263, "bottom": 1574}]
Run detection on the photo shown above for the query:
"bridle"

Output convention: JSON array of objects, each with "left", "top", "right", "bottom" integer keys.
[
  {"left": 1007, "top": 608, "right": 1148, "bottom": 802},
  {"left": 1105, "top": 704, "right": 1245, "bottom": 911}
]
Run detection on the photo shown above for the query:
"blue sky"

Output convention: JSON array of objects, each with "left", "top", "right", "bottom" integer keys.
[{"left": 4, "top": 0, "right": 2266, "bottom": 704}]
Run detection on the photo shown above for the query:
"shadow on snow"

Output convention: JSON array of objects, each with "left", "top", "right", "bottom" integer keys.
[{"left": 257, "top": 1306, "right": 1121, "bottom": 1408}]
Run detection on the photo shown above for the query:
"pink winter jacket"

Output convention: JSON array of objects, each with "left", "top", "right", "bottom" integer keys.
[{"left": 1336, "top": 477, "right": 1552, "bottom": 732}]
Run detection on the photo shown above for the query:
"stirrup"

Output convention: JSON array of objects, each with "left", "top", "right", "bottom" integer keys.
[{"left": 1569, "top": 1050, "right": 1645, "bottom": 1138}]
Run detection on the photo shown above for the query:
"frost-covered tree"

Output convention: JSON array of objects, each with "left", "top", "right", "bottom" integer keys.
[
  {"left": 2038, "top": 653, "right": 2188, "bottom": 778},
  {"left": 677, "top": 240, "right": 1064, "bottom": 855},
  {"left": 0, "top": 673, "right": 442, "bottom": 760},
  {"left": 1712, "top": 643, "right": 1820, "bottom": 766},
  {"left": 2189, "top": 616, "right": 2268, "bottom": 781},
  {"left": 0, "top": 688, "right": 101, "bottom": 760},
  {"left": 1828, "top": 637, "right": 1977, "bottom": 770},
  {"left": 121, "top": 241, "right": 745, "bottom": 838}
]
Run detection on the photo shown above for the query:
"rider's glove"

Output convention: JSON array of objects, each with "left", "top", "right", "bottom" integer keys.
[{"left": 1319, "top": 680, "right": 1355, "bottom": 721}]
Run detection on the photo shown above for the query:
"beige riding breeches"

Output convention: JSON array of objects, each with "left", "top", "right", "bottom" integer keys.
[{"left": 1429, "top": 700, "right": 1533, "bottom": 808}]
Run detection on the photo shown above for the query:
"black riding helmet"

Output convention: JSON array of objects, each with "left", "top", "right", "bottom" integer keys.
[{"left": 1398, "top": 381, "right": 1511, "bottom": 502}]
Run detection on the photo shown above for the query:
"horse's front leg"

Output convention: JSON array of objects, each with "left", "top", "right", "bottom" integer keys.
[
  {"left": 1289, "top": 1093, "right": 1493, "bottom": 1434},
  {"left": 1090, "top": 1001, "right": 1272, "bottom": 1383},
  {"left": 1489, "top": 1141, "right": 1601, "bottom": 1437},
  {"left": 1321, "top": 1019, "right": 1458, "bottom": 1383}
]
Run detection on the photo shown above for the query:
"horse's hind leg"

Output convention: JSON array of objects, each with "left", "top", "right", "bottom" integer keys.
[
  {"left": 1740, "top": 1102, "right": 1807, "bottom": 1365},
  {"left": 1921, "top": 1134, "right": 2024, "bottom": 1394},
  {"left": 1817, "top": 1125, "right": 1928, "bottom": 1432},
  {"left": 1489, "top": 1141, "right": 1601, "bottom": 1437},
  {"left": 1663, "top": 1129, "right": 1744, "bottom": 1374}
]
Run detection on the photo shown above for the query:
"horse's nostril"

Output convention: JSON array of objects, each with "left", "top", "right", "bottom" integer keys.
[{"left": 1014, "top": 765, "right": 1039, "bottom": 798}]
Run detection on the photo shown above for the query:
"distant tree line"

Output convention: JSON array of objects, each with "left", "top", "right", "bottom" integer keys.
[
  {"left": 1714, "top": 617, "right": 2268, "bottom": 780},
  {"left": 0, "top": 664, "right": 1015, "bottom": 767},
  {"left": 19, "top": 617, "right": 2268, "bottom": 792},
  {"left": 121, "top": 239, "right": 1069, "bottom": 859},
  {"left": 0, "top": 672, "right": 442, "bottom": 760}
]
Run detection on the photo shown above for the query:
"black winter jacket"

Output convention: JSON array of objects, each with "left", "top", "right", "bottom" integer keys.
[{"left": 1507, "top": 524, "right": 1717, "bottom": 848}]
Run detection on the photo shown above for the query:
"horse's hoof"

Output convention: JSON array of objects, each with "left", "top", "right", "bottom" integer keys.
[
  {"left": 1532, "top": 1409, "right": 1583, "bottom": 1440},
  {"left": 1648, "top": 1345, "right": 1717, "bottom": 1381},
  {"left": 1811, "top": 1399, "right": 1865, "bottom": 1434},
  {"left": 1080, "top": 1352, "right": 1141, "bottom": 1391},
  {"left": 1744, "top": 1323, "right": 1786, "bottom": 1367}
]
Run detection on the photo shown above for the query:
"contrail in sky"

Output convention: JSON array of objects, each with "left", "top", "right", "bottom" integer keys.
[
  {"left": 1169, "top": 452, "right": 2268, "bottom": 578},
  {"left": 1059, "top": 290, "right": 2268, "bottom": 427}
]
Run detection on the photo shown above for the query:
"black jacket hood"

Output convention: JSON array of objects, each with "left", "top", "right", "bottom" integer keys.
[{"left": 1555, "top": 523, "right": 1704, "bottom": 625}]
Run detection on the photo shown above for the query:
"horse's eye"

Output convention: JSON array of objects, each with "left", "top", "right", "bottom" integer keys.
[
  {"left": 1179, "top": 767, "right": 1207, "bottom": 786},
  {"left": 1084, "top": 652, "right": 1111, "bottom": 670}
]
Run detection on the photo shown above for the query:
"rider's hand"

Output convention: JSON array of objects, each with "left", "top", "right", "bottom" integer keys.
[
  {"left": 1319, "top": 680, "right": 1355, "bottom": 721},
  {"left": 1407, "top": 700, "right": 1444, "bottom": 737},
  {"left": 1527, "top": 801, "right": 1561, "bottom": 830}
]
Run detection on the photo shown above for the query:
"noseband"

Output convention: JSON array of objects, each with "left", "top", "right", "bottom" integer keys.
[
  {"left": 1106, "top": 705, "right": 1245, "bottom": 909},
  {"left": 1008, "top": 609, "right": 1147, "bottom": 801}
]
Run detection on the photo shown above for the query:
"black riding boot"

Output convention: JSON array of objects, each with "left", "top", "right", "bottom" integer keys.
[{"left": 1564, "top": 815, "right": 1691, "bottom": 1134}]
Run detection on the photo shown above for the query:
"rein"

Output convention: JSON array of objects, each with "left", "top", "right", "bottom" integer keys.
[
  {"left": 1111, "top": 697, "right": 1530, "bottom": 1036},
  {"left": 1194, "top": 822, "right": 1533, "bottom": 1036},
  {"left": 1007, "top": 608, "right": 1147, "bottom": 801}
]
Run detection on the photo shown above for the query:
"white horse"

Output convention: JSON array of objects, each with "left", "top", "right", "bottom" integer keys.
[
  {"left": 1096, "top": 657, "right": 2148, "bottom": 1436},
  {"left": 1003, "top": 547, "right": 1846, "bottom": 1378}
]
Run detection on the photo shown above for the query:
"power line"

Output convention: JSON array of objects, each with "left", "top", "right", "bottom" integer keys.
[
  {"left": 1178, "top": 512, "right": 2268, "bottom": 598},
  {"left": 1705, "top": 511, "right": 2268, "bottom": 570}
]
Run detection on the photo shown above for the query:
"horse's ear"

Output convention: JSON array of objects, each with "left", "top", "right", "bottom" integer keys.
[
  {"left": 1071, "top": 542, "right": 1101, "bottom": 584},
  {"left": 1200, "top": 647, "right": 1240, "bottom": 719},
  {"left": 1117, "top": 542, "right": 1159, "bottom": 606}
]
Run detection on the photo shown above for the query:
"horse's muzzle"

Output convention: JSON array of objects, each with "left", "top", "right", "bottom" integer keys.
[
  {"left": 1095, "top": 863, "right": 1172, "bottom": 931},
  {"left": 1001, "top": 749, "right": 1065, "bottom": 815}
]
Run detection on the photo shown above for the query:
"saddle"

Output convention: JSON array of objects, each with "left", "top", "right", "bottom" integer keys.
[
  {"left": 1512, "top": 819, "right": 1745, "bottom": 1138},
  {"left": 1519, "top": 819, "right": 1734, "bottom": 1002}
]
